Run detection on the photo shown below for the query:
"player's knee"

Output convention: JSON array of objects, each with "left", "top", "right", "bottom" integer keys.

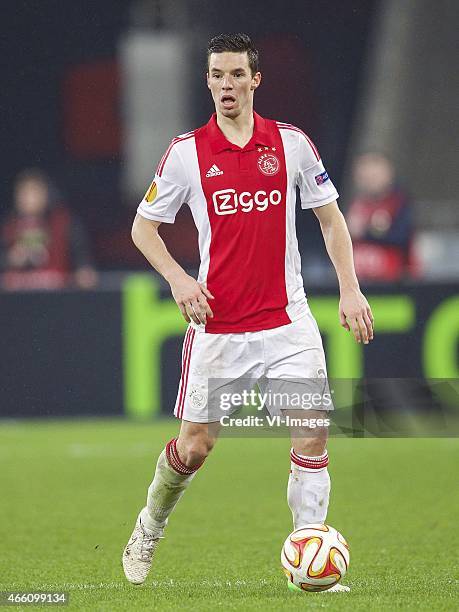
[
  {"left": 179, "top": 435, "right": 215, "bottom": 468},
  {"left": 293, "top": 430, "right": 328, "bottom": 457},
  {"left": 181, "top": 444, "right": 210, "bottom": 468}
]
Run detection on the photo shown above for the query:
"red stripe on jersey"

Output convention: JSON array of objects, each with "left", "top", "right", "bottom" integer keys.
[
  {"left": 194, "top": 118, "right": 291, "bottom": 333},
  {"left": 156, "top": 139, "right": 178, "bottom": 176},
  {"left": 277, "top": 123, "right": 320, "bottom": 161},
  {"left": 177, "top": 327, "right": 195, "bottom": 418},
  {"left": 156, "top": 132, "right": 195, "bottom": 177}
]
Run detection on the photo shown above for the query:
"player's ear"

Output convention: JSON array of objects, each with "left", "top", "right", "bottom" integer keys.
[
  {"left": 206, "top": 72, "right": 211, "bottom": 89},
  {"left": 251, "top": 72, "right": 262, "bottom": 90}
]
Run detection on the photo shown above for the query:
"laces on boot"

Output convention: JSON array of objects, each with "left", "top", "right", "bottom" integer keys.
[{"left": 138, "top": 524, "right": 164, "bottom": 562}]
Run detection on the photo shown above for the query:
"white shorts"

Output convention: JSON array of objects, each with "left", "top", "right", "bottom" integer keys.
[{"left": 174, "top": 312, "right": 330, "bottom": 423}]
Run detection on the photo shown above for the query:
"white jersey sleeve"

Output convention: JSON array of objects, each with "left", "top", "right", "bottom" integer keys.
[
  {"left": 137, "top": 143, "right": 189, "bottom": 223},
  {"left": 297, "top": 132, "right": 339, "bottom": 209}
]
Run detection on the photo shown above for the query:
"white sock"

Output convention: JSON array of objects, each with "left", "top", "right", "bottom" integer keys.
[
  {"left": 287, "top": 449, "right": 330, "bottom": 530},
  {"left": 141, "top": 438, "right": 202, "bottom": 533}
]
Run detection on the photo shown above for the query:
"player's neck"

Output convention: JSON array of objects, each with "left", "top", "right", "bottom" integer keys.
[{"left": 216, "top": 106, "right": 254, "bottom": 149}]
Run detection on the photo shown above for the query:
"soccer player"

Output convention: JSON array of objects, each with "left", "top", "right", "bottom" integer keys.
[{"left": 123, "top": 33, "right": 374, "bottom": 593}]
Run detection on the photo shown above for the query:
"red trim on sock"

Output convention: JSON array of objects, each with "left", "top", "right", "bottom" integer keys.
[
  {"left": 291, "top": 449, "right": 328, "bottom": 462},
  {"left": 290, "top": 449, "right": 329, "bottom": 470},
  {"left": 165, "top": 438, "right": 203, "bottom": 475}
]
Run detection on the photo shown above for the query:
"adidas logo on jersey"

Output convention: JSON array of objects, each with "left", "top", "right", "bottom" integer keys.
[{"left": 206, "top": 164, "right": 224, "bottom": 178}]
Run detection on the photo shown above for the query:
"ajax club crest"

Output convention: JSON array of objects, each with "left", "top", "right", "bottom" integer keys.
[{"left": 257, "top": 151, "right": 280, "bottom": 176}]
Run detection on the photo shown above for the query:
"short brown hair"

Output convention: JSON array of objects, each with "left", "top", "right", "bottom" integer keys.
[{"left": 207, "top": 33, "right": 259, "bottom": 76}]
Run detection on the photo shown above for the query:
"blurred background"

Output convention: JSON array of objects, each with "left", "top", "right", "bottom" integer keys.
[{"left": 1, "top": 0, "right": 458, "bottom": 420}]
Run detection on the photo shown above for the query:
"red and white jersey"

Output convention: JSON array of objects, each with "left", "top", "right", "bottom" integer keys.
[{"left": 138, "top": 112, "right": 338, "bottom": 333}]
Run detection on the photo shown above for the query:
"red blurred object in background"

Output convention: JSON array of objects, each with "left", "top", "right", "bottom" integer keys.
[{"left": 63, "top": 59, "right": 120, "bottom": 159}]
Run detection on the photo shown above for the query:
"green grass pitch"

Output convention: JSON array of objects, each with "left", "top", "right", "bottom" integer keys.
[{"left": 0, "top": 419, "right": 458, "bottom": 611}]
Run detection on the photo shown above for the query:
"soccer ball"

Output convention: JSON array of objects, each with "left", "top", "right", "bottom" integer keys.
[{"left": 281, "top": 524, "right": 350, "bottom": 592}]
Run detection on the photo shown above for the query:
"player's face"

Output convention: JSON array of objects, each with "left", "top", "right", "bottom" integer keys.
[{"left": 207, "top": 52, "right": 261, "bottom": 118}]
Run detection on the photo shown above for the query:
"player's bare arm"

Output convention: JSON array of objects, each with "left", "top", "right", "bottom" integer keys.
[
  {"left": 131, "top": 213, "right": 214, "bottom": 325},
  {"left": 313, "top": 201, "right": 374, "bottom": 344}
]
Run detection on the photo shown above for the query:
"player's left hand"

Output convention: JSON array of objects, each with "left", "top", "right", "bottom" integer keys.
[{"left": 339, "top": 288, "right": 374, "bottom": 344}]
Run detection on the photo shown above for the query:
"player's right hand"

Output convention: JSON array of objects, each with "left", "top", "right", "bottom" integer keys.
[{"left": 169, "top": 273, "right": 214, "bottom": 325}]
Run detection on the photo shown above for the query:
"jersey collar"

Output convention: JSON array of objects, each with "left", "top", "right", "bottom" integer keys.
[{"left": 207, "top": 111, "right": 271, "bottom": 154}]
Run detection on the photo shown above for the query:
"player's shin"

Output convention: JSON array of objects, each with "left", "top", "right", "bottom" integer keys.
[
  {"left": 287, "top": 449, "right": 330, "bottom": 529},
  {"left": 141, "top": 437, "right": 204, "bottom": 532}
]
